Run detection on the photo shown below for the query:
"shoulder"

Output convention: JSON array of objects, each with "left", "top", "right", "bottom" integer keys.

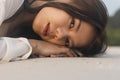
[
  {"left": 0, "top": 0, "right": 24, "bottom": 25},
  {"left": 5, "top": 0, "right": 24, "bottom": 19},
  {"left": 0, "top": 0, "right": 6, "bottom": 25}
]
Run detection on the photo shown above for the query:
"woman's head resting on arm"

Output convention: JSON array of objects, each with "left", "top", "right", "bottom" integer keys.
[{"left": 32, "top": 0, "right": 108, "bottom": 57}]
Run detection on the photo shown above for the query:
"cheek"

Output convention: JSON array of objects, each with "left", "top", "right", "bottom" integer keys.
[
  {"left": 32, "top": 18, "right": 41, "bottom": 36},
  {"left": 47, "top": 39, "right": 65, "bottom": 46},
  {"left": 32, "top": 10, "right": 48, "bottom": 35},
  {"left": 32, "top": 20, "right": 39, "bottom": 34},
  {"left": 53, "top": 20, "right": 68, "bottom": 29},
  {"left": 49, "top": 14, "right": 70, "bottom": 27}
]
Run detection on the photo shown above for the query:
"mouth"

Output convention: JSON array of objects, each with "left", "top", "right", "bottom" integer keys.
[{"left": 42, "top": 23, "right": 50, "bottom": 36}]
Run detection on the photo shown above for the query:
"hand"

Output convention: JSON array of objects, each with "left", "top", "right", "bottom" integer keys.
[{"left": 29, "top": 39, "right": 77, "bottom": 57}]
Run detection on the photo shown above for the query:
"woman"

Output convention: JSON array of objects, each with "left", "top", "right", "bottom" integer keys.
[
  {"left": 0, "top": 0, "right": 108, "bottom": 62},
  {"left": 0, "top": 0, "right": 77, "bottom": 62}
]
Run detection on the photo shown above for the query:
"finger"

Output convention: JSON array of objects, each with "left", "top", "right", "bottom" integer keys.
[
  {"left": 50, "top": 54, "right": 57, "bottom": 58},
  {"left": 70, "top": 50, "right": 78, "bottom": 57},
  {"left": 61, "top": 48, "right": 74, "bottom": 57},
  {"left": 66, "top": 51, "right": 74, "bottom": 57},
  {"left": 40, "top": 55, "right": 46, "bottom": 58},
  {"left": 66, "top": 49, "right": 77, "bottom": 57},
  {"left": 50, "top": 54, "right": 68, "bottom": 57}
]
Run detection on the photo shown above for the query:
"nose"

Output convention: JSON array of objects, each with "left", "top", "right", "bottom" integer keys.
[{"left": 55, "top": 27, "right": 68, "bottom": 41}]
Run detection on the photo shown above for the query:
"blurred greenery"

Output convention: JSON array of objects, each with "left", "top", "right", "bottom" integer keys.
[
  {"left": 107, "top": 9, "right": 120, "bottom": 46},
  {"left": 107, "top": 28, "right": 120, "bottom": 46}
]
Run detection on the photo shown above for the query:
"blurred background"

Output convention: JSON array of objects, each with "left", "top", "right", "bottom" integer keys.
[{"left": 103, "top": 0, "right": 120, "bottom": 46}]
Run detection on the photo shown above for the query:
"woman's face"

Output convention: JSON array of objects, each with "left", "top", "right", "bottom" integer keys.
[{"left": 33, "top": 7, "right": 96, "bottom": 48}]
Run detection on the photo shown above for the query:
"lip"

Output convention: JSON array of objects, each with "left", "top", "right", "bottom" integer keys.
[{"left": 42, "top": 23, "right": 50, "bottom": 36}]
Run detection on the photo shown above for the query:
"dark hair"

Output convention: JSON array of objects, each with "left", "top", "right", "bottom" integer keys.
[{"left": 7, "top": 0, "right": 108, "bottom": 57}]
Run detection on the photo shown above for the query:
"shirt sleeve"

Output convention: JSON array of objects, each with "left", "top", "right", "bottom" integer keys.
[
  {"left": 0, "top": 0, "right": 24, "bottom": 25},
  {"left": 0, "top": 0, "right": 5, "bottom": 25},
  {"left": 0, "top": 0, "right": 32, "bottom": 62},
  {"left": 0, "top": 37, "right": 32, "bottom": 62}
]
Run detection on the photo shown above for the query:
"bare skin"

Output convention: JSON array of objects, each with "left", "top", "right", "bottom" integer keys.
[
  {"left": 33, "top": 7, "right": 96, "bottom": 48},
  {"left": 29, "top": 39, "right": 77, "bottom": 57},
  {"left": 0, "top": 0, "right": 96, "bottom": 57},
  {"left": 0, "top": 0, "right": 77, "bottom": 57}
]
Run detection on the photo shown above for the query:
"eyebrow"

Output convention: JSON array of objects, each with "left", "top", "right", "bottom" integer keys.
[{"left": 76, "top": 20, "right": 81, "bottom": 32}]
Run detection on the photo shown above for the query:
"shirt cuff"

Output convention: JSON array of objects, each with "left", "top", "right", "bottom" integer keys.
[{"left": 1, "top": 37, "right": 32, "bottom": 62}]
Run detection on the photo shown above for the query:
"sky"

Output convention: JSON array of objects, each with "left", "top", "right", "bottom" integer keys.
[{"left": 103, "top": 0, "right": 120, "bottom": 16}]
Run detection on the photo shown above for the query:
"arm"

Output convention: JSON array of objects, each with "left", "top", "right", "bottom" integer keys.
[
  {"left": 29, "top": 39, "right": 77, "bottom": 57},
  {"left": 0, "top": 37, "right": 32, "bottom": 62}
]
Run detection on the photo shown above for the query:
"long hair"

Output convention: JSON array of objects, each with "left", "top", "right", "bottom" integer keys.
[{"left": 7, "top": 0, "right": 108, "bottom": 57}]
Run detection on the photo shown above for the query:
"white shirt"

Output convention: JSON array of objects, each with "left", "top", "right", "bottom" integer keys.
[{"left": 0, "top": 0, "right": 32, "bottom": 62}]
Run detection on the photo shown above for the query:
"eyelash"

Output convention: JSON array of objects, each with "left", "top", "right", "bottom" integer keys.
[
  {"left": 70, "top": 18, "right": 75, "bottom": 28},
  {"left": 65, "top": 18, "right": 75, "bottom": 47},
  {"left": 65, "top": 38, "right": 69, "bottom": 47}
]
